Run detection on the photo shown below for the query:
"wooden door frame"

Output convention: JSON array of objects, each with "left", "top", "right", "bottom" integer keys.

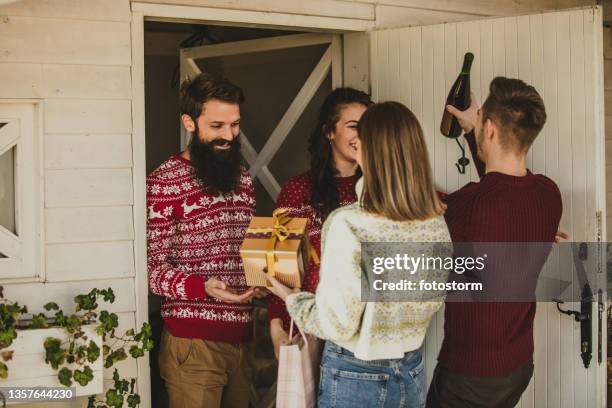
[{"left": 130, "top": 5, "right": 370, "bottom": 406}]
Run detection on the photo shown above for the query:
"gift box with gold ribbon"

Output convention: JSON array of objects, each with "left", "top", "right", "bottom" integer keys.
[{"left": 240, "top": 209, "right": 318, "bottom": 288}]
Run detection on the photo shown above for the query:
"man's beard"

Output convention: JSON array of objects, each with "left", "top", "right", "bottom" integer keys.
[{"left": 188, "top": 130, "right": 242, "bottom": 195}]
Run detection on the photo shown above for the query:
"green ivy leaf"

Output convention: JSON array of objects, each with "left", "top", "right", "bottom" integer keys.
[
  {"left": 31, "top": 313, "right": 48, "bottom": 329},
  {"left": 73, "top": 365, "right": 94, "bottom": 386},
  {"left": 43, "top": 302, "right": 60, "bottom": 311},
  {"left": 105, "top": 347, "right": 128, "bottom": 369},
  {"left": 129, "top": 345, "right": 144, "bottom": 359},
  {"left": 58, "top": 367, "right": 73, "bottom": 387},
  {"left": 54, "top": 310, "right": 67, "bottom": 327},
  {"left": 127, "top": 394, "right": 141, "bottom": 408},
  {"left": 143, "top": 338, "right": 154, "bottom": 352},
  {"left": 0, "top": 362, "right": 8, "bottom": 379},
  {"left": 98, "top": 311, "right": 119, "bottom": 333},
  {"left": 105, "top": 389, "right": 124, "bottom": 408},
  {"left": 44, "top": 337, "right": 65, "bottom": 369},
  {"left": 104, "top": 354, "right": 114, "bottom": 369},
  {"left": 141, "top": 323, "right": 152, "bottom": 337},
  {"left": 100, "top": 288, "right": 115, "bottom": 303},
  {"left": 65, "top": 315, "right": 82, "bottom": 333},
  {"left": 74, "top": 290, "right": 98, "bottom": 312},
  {"left": 0, "top": 327, "right": 17, "bottom": 348},
  {"left": 116, "top": 378, "right": 129, "bottom": 394},
  {"left": 87, "top": 341, "right": 100, "bottom": 363},
  {"left": 112, "top": 348, "right": 127, "bottom": 364}
]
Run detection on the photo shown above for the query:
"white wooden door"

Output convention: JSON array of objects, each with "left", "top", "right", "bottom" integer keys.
[{"left": 369, "top": 6, "right": 606, "bottom": 408}]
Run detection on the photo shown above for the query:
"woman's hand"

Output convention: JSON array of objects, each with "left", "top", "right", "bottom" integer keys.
[
  {"left": 270, "top": 318, "right": 290, "bottom": 359},
  {"left": 266, "top": 275, "right": 299, "bottom": 302}
]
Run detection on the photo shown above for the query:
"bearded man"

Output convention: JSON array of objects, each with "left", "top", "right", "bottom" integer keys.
[{"left": 147, "top": 73, "right": 260, "bottom": 408}]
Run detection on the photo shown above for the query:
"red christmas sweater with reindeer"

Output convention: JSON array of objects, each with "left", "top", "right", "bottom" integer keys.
[{"left": 146, "top": 154, "right": 255, "bottom": 343}]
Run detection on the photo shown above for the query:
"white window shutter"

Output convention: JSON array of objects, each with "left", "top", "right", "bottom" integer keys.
[{"left": 0, "top": 103, "right": 42, "bottom": 280}]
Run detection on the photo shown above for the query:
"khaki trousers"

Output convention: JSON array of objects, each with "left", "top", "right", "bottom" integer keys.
[{"left": 159, "top": 330, "right": 252, "bottom": 408}]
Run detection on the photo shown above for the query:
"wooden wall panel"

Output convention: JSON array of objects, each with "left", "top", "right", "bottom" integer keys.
[
  {"left": 45, "top": 100, "right": 132, "bottom": 135},
  {"left": 45, "top": 206, "right": 134, "bottom": 244},
  {"left": 45, "top": 134, "right": 133, "bottom": 170},
  {"left": 0, "top": 16, "right": 131, "bottom": 65},
  {"left": 0, "top": 0, "right": 130, "bottom": 22},
  {"left": 45, "top": 169, "right": 134, "bottom": 208},
  {"left": 46, "top": 241, "right": 135, "bottom": 282}
]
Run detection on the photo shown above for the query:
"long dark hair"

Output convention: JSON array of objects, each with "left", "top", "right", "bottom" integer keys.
[{"left": 308, "top": 87, "right": 372, "bottom": 219}]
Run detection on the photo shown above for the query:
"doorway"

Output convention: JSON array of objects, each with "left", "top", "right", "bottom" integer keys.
[{"left": 143, "top": 21, "right": 339, "bottom": 407}]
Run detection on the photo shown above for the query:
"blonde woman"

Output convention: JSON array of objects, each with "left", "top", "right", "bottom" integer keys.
[{"left": 268, "top": 102, "right": 451, "bottom": 408}]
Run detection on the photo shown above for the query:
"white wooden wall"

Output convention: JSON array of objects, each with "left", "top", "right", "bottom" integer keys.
[
  {"left": 371, "top": 7, "right": 605, "bottom": 408},
  {"left": 0, "top": 1, "right": 140, "bottom": 407}
]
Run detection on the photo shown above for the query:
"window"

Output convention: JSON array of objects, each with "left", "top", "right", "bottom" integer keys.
[{"left": 0, "top": 103, "right": 42, "bottom": 279}]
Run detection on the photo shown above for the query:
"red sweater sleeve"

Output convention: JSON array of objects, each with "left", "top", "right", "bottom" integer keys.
[
  {"left": 147, "top": 175, "right": 207, "bottom": 301},
  {"left": 268, "top": 176, "right": 309, "bottom": 326}
]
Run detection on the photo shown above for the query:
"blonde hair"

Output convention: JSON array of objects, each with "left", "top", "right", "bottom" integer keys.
[{"left": 358, "top": 102, "right": 445, "bottom": 221}]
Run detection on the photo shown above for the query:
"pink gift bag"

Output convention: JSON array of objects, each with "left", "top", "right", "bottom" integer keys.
[{"left": 276, "top": 319, "right": 323, "bottom": 408}]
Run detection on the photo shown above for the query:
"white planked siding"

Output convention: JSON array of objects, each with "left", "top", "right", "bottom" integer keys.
[
  {"left": 46, "top": 241, "right": 135, "bottom": 282},
  {"left": 45, "top": 100, "right": 132, "bottom": 135},
  {"left": 0, "top": 0, "right": 130, "bottom": 21},
  {"left": 45, "top": 206, "right": 134, "bottom": 244},
  {"left": 370, "top": 7, "right": 605, "bottom": 408},
  {"left": 42, "top": 65, "right": 132, "bottom": 100},
  {"left": 45, "top": 169, "right": 134, "bottom": 208},
  {"left": 45, "top": 134, "right": 133, "bottom": 170},
  {"left": 0, "top": 16, "right": 131, "bottom": 66}
]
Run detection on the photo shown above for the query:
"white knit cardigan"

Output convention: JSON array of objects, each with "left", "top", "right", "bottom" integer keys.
[{"left": 286, "top": 202, "right": 452, "bottom": 361}]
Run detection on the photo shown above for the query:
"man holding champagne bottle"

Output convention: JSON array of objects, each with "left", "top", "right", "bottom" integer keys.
[{"left": 427, "top": 77, "right": 563, "bottom": 407}]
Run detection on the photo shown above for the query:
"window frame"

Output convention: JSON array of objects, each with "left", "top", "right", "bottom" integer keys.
[{"left": 0, "top": 100, "right": 44, "bottom": 282}]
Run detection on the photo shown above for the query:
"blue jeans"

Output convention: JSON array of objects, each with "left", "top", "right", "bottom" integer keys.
[{"left": 318, "top": 342, "right": 426, "bottom": 408}]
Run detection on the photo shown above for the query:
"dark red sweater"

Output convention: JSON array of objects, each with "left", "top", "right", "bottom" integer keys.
[{"left": 439, "top": 132, "right": 562, "bottom": 376}]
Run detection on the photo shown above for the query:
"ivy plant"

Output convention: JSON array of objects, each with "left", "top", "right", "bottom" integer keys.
[
  {"left": 39, "top": 288, "right": 153, "bottom": 407},
  {"left": 0, "top": 286, "right": 154, "bottom": 408},
  {"left": 0, "top": 287, "right": 27, "bottom": 379}
]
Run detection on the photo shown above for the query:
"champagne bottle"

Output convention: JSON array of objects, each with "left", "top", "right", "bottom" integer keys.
[{"left": 440, "top": 52, "right": 474, "bottom": 138}]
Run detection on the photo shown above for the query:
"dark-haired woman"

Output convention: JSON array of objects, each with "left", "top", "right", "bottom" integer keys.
[{"left": 268, "top": 87, "right": 373, "bottom": 357}]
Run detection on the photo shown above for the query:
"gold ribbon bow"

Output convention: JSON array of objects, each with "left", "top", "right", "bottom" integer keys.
[{"left": 245, "top": 208, "right": 319, "bottom": 285}]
